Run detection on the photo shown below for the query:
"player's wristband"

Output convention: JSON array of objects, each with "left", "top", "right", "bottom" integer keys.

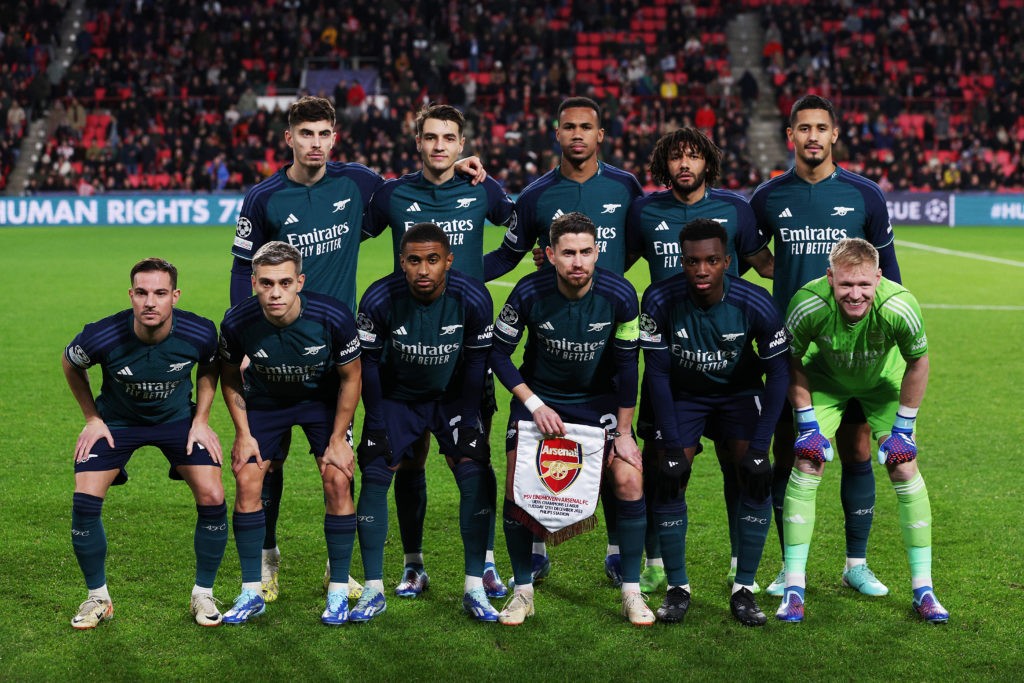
[
  {"left": 794, "top": 407, "right": 817, "bottom": 426},
  {"left": 524, "top": 394, "right": 545, "bottom": 413},
  {"left": 893, "top": 406, "right": 917, "bottom": 432}
]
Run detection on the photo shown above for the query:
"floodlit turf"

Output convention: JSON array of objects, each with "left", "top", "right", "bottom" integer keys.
[{"left": 1, "top": 225, "right": 1021, "bottom": 679}]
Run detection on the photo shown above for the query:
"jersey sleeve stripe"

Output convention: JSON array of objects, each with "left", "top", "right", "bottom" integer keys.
[
  {"left": 882, "top": 296, "right": 923, "bottom": 333},
  {"left": 786, "top": 296, "right": 828, "bottom": 330}
]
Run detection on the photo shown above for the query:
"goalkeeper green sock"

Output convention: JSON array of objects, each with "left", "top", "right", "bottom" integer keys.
[
  {"left": 782, "top": 470, "right": 821, "bottom": 582},
  {"left": 893, "top": 473, "right": 932, "bottom": 587}
]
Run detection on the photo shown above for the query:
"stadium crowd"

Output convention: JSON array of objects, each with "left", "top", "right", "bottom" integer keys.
[{"left": 2, "top": 0, "right": 1023, "bottom": 195}]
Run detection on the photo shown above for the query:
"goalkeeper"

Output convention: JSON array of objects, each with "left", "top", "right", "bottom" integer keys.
[{"left": 776, "top": 237, "right": 948, "bottom": 624}]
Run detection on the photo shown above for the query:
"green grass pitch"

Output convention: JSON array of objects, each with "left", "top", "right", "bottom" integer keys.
[{"left": 0, "top": 225, "right": 1021, "bottom": 680}]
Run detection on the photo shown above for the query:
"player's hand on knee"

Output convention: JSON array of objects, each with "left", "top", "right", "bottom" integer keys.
[
  {"left": 793, "top": 407, "right": 833, "bottom": 463},
  {"left": 610, "top": 432, "right": 642, "bottom": 470},
  {"left": 357, "top": 429, "right": 391, "bottom": 469},
  {"left": 877, "top": 412, "right": 917, "bottom": 465},
  {"left": 321, "top": 437, "right": 355, "bottom": 478},
  {"left": 455, "top": 424, "right": 490, "bottom": 463},
  {"left": 655, "top": 445, "right": 690, "bottom": 501},
  {"left": 76, "top": 417, "right": 114, "bottom": 463},
  {"left": 187, "top": 421, "right": 222, "bottom": 464},
  {"left": 738, "top": 449, "right": 772, "bottom": 501},
  {"left": 231, "top": 435, "right": 263, "bottom": 475}
]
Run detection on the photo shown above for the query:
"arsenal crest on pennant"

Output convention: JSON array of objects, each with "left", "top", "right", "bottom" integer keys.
[{"left": 536, "top": 437, "right": 584, "bottom": 494}]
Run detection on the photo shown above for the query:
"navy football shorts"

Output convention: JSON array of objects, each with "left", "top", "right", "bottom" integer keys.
[{"left": 74, "top": 417, "right": 219, "bottom": 485}]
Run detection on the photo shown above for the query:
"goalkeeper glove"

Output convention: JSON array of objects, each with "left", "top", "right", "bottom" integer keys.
[
  {"left": 878, "top": 412, "right": 917, "bottom": 465},
  {"left": 793, "top": 407, "right": 833, "bottom": 463}
]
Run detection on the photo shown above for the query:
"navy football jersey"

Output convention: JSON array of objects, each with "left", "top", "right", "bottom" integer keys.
[
  {"left": 219, "top": 292, "right": 361, "bottom": 409},
  {"left": 364, "top": 172, "right": 515, "bottom": 282},
  {"left": 231, "top": 161, "right": 384, "bottom": 310},
  {"left": 626, "top": 187, "right": 768, "bottom": 283},
  {"left": 749, "top": 166, "right": 894, "bottom": 315},
  {"left": 491, "top": 267, "right": 640, "bottom": 403},
  {"left": 356, "top": 269, "right": 493, "bottom": 402},
  {"left": 65, "top": 309, "right": 218, "bottom": 427},
  {"left": 498, "top": 162, "right": 642, "bottom": 275}
]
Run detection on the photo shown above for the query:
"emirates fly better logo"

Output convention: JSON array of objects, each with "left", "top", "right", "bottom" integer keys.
[{"left": 536, "top": 437, "right": 584, "bottom": 494}]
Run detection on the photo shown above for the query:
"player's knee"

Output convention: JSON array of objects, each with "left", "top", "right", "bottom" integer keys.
[
  {"left": 359, "top": 455, "right": 395, "bottom": 487},
  {"left": 612, "top": 467, "right": 644, "bottom": 499}
]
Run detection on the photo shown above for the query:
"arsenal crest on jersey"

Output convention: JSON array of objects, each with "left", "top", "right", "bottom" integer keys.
[{"left": 536, "top": 437, "right": 584, "bottom": 494}]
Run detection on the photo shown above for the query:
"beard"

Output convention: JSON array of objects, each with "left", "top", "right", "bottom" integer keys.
[{"left": 671, "top": 168, "right": 707, "bottom": 196}]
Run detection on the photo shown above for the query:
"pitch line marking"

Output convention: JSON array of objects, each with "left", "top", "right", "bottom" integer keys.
[
  {"left": 896, "top": 240, "right": 1024, "bottom": 268},
  {"left": 920, "top": 304, "right": 1024, "bottom": 311}
]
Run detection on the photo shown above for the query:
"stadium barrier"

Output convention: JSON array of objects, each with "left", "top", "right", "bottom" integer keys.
[{"left": 2, "top": 192, "right": 1024, "bottom": 227}]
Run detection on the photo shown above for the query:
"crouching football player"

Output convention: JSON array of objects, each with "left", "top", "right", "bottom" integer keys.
[
  {"left": 639, "top": 219, "right": 788, "bottom": 626},
  {"left": 219, "top": 241, "right": 362, "bottom": 625},
  {"left": 491, "top": 212, "right": 652, "bottom": 627},
  {"left": 350, "top": 223, "right": 498, "bottom": 623},
  {"left": 64, "top": 258, "right": 227, "bottom": 628},
  {"left": 777, "top": 238, "right": 947, "bottom": 624}
]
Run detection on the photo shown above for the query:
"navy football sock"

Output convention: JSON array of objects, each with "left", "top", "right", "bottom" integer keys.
[
  {"left": 357, "top": 478, "right": 392, "bottom": 582},
  {"left": 601, "top": 476, "right": 620, "bottom": 548},
  {"left": 394, "top": 468, "right": 426, "bottom": 556},
  {"left": 503, "top": 499, "right": 534, "bottom": 587},
  {"left": 261, "top": 467, "right": 283, "bottom": 550},
  {"left": 232, "top": 509, "right": 265, "bottom": 584},
  {"left": 720, "top": 460, "right": 741, "bottom": 557},
  {"left": 194, "top": 502, "right": 228, "bottom": 589},
  {"left": 735, "top": 494, "right": 772, "bottom": 586},
  {"left": 841, "top": 460, "right": 875, "bottom": 559},
  {"left": 454, "top": 459, "right": 488, "bottom": 577},
  {"left": 324, "top": 513, "right": 356, "bottom": 585},
  {"left": 72, "top": 493, "right": 107, "bottom": 590},
  {"left": 616, "top": 497, "right": 646, "bottom": 584},
  {"left": 484, "top": 464, "right": 498, "bottom": 553},
  {"left": 655, "top": 497, "right": 688, "bottom": 587}
]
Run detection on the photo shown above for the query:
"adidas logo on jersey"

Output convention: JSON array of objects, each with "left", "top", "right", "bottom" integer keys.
[
  {"left": 655, "top": 221, "right": 670, "bottom": 232},
  {"left": 285, "top": 213, "right": 299, "bottom": 225},
  {"left": 407, "top": 202, "right": 422, "bottom": 212},
  {"left": 778, "top": 208, "right": 793, "bottom": 218},
  {"left": 392, "top": 325, "right": 408, "bottom": 335},
  {"left": 551, "top": 209, "right": 565, "bottom": 221},
  {"left": 676, "top": 328, "right": 689, "bottom": 339},
  {"left": 116, "top": 366, "right": 133, "bottom": 376},
  {"left": 539, "top": 321, "right": 555, "bottom": 331},
  {"left": 252, "top": 349, "right": 269, "bottom": 359}
]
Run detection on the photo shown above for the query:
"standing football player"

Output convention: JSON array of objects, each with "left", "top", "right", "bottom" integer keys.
[
  {"left": 219, "top": 242, "right": 362, "bottom": 625},
  {"left": 639, "top": 219, "right": 787, "bottom": 626},
  {"left": 750, "top": 95, "right": 901, "bottom": 598},
  {"left": 64, "top": 258, "right": 227, "bottom": 628},
  {"left": 491, "top": 212, "right": 652, "bottom": 627},
  {"left": 626, "top": 127, "right": 773, "bottom": 594},
  {"left": 487, "top": 96, "right": 644, "bottom": 587},
  {"left": 349, "top": 223, "right": 497, "bottom": 623},
  {"left": 228, "top": 96, "right": 484, "bottom": 601},
  {"left": 776, "top": 238, "right": 947, "bottom": 624},
  {"left": 363, "top": 104, "right": 515, "bottom": 601}
]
